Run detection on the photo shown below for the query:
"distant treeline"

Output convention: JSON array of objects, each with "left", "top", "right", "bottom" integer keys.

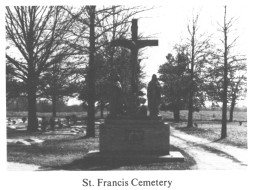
[
  {"left": 7, "top": 97, "right": 246, "bottom": 113},
  {"left": 201, "top": 107, "right": 247, "bottom": 112},
  {"left": 7, "top": 97, "right": 83, "bottom": 113}
]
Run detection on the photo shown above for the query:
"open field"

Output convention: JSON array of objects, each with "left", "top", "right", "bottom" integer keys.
[
  {"left": 160, "top": 110, "right": 247, "bottom": 122},
  {"left": 171, "top": 121, "right": 247, "bottom": 148},
  {"left": 7, "top": 110, "right": 247, "bottom": 121}
]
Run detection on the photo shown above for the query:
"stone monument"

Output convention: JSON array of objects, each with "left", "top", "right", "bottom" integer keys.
[
  {"left": 110, "top": 19, "right": 158, "bottom": 116},
  {"left": 96, "top": 19, "right": 183, "bottom": 161}
]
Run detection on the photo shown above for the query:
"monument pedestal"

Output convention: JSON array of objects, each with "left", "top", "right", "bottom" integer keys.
[
  {"left": 87, "top": 118, "right": 185, "bottom": 162},
  {"left": 100, "top": 119, "right": 170, "bottom": 154}
]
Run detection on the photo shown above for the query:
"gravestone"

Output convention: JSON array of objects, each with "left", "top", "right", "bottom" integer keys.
[{"left": 97, "top": 19, "right": 183, "bottom": 161}]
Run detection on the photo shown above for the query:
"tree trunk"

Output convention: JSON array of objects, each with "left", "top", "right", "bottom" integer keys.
[
  {"left": 100, "top": 102, "right": 104, "bottom": 118},
  {"left": 27, "top": 74, "right": 37, "bottom": 132},
  {"left": 187, "top": 69, "right": 194, "bottom": 127},
  {"left": 173, "top": 108, "right": 180, "bottom": 122},
  {"left": 221, "top": 91, "right": 228, "bottom": 138},
  {"left": 52, "top": 94, "right": 57, "bottom": 117},
  {"left": 229, "top": 94, "right": 236, "bottom": 122},
  {"left": 221, "top": 6, "right": 228, "bottom": 139},
  {"left": 187, "top": 22, "right": 195, "bottom": 128},
  {"left": 86, "top": 6, "right": 96, "bottom": 137},
  {"left": 52, "top": 62, "right": 57, "bottom": 118},
  {"left": 187, "top": 89, "right": 194, "bottom": 127}
]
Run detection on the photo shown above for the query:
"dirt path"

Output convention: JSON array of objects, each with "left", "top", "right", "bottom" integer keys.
[
  {"left": 170, "top": 127, "right": 247, "bottom": 169},
  {"left": 7, "top": 162, "right": 42, "bottom": 171}
]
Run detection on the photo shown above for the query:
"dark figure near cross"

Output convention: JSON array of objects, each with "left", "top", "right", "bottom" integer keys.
[
  {"left": 109, "top": 73, "right": 124, "bottom": 118},
  {"left": 147, "top": 74, "right": 161, "bottom": 118},
  {"left": 111, "top": 19, "right": 158, "bottom": 116}
]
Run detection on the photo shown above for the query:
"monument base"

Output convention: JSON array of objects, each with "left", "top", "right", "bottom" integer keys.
[
  {"left": 100, "top": 118, "right": 170, "bottom": 154},
  {"left": 86, "top": 150, "right": 184, "bottom": 162}
]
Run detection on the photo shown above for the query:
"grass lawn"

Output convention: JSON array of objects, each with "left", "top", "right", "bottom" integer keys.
[
  {"left": 7, "top": 125, "right": 195, "bottom": 170},
  {"left": 6, "top": 111, "right": 108, "bottom": 119},
  {"left": 171, "top": 121, "right": 247, "bottom": 148},
  {"left": 160, "top": 110, "right": 247, "bottom": 121}
]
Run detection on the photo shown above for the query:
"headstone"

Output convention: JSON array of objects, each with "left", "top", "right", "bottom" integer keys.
[
  {"left": 57, "top": 118, "right": 63, "bottom": 128},
  {"left": 65, "top": 116, "right": 70, "bottom": 127},
  {"left": 71, "top": 115, "right": 77, "bottom": 125},
  {"left": 50, "top": 117, "right": 55, "bottom": 131},
  {"left": 22, "top": 117, "right": 27, "bottom": 123}
]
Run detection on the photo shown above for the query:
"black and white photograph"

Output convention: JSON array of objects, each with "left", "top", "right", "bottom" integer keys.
[{"left": 1, "top": 0, "right": 252, "bottom": 190}]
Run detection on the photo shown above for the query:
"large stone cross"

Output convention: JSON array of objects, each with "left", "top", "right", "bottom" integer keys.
[{"left": 111, "top": 19, "right": 158, "bottom": 115}]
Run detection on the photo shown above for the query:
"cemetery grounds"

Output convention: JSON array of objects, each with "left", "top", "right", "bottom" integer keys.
[{"left": 7, "top": 110, "right": 247, "bottom": 170}]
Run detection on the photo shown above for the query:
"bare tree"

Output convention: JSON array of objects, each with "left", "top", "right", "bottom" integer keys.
[
  {"left": 218, "top": 6, "right": 246, "bottom": 138},
  {"left": 186, "top": 11, "right": 212, "bottom": 127},
  {"left": 221, "top": 6, "right": 229, "bottom": 138},
  {"left": 6, "top": 6, "right": 74, "bottom": 131}
]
